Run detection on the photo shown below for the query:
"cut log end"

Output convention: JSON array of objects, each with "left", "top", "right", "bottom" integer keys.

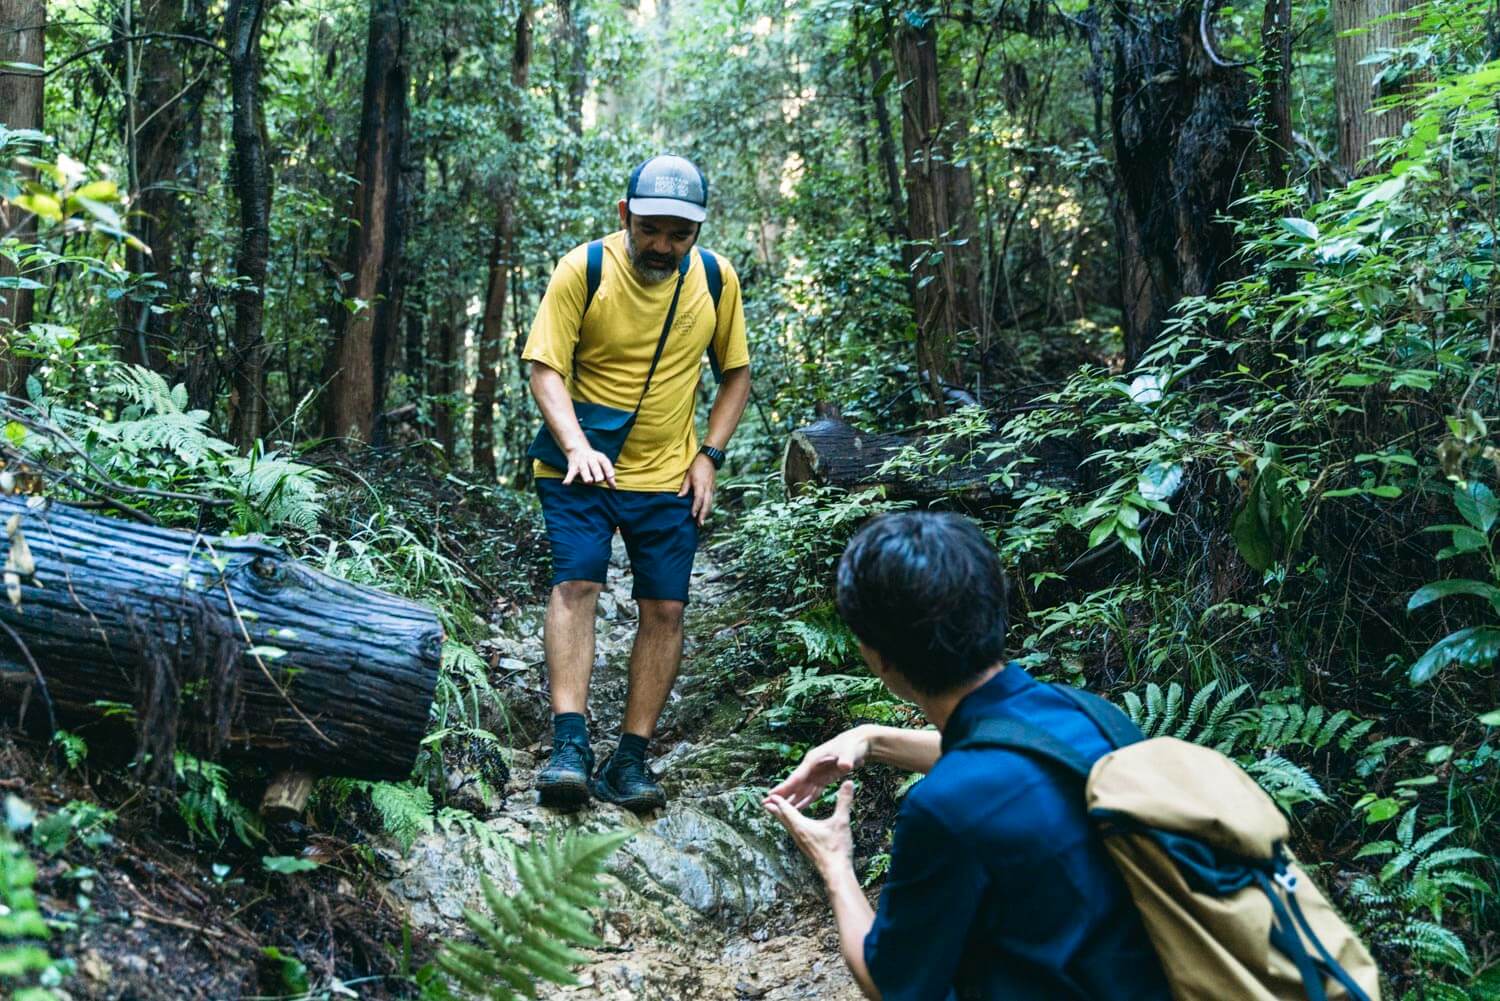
[{"left": 260, "top": 768, "right": 316, "bottom": 822}]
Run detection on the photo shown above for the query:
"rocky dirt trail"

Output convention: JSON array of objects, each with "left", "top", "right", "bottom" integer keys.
[{"left": 386, "top": 539, "right": 863, "bottom": 1000}]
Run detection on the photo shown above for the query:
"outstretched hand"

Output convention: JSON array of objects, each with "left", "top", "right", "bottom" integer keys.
[
  {"left": 766, "top": 727, "right": 869, "bottom": 809},
  {"left": 764, "top": 779, "right": 857, "bottom": 877}
]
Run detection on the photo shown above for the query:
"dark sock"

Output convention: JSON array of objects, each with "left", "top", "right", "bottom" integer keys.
[
  {"left": 614, "top": 732, "right": 650, "bottom": 766},
  {"left": 553, "top": 712, "right": 588, "bottom": 745}
]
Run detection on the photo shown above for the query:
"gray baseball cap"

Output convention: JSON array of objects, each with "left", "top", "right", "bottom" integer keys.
[{"left": 626, "top": 154, "right": 708, "bottom": 223}]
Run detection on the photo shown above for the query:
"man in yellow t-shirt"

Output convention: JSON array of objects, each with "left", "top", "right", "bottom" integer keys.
[{"left": 522, "top": 154, "right": 751, "bottom": 813}]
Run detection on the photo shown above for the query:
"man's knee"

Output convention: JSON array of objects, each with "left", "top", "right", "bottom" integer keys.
[
  {"left": 637, "top": 598, "right": 685, "bottom": 632},
  {"left": 552, "top": 579, "right": 603, "bottom": 610}
]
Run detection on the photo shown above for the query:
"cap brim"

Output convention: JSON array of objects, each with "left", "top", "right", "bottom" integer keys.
[{"left": 628, "top": 197, "right": 706, "bottom": 223}]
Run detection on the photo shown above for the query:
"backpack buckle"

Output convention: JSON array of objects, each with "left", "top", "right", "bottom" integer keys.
[{"left": 1274, "top": 869, "right": 1299, "bottom": 894}]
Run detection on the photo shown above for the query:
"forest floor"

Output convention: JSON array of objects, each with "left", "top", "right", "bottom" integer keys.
[{"left": 396, "top": 535, "right": 863, "bottom": 1000}]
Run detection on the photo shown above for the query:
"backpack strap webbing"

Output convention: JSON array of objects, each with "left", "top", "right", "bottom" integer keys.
[
  {"left": 583, "top": 238, "right": 605, "bottom": 316},
  {"left": 699, "top": 248, "right": 727, "bottom": 383},
  {"left": 949, "top": 686, "right": 1142, "bottom": 777}
]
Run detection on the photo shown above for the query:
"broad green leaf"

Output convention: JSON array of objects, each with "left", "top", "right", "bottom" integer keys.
[
  {"left": 262, "top": 855, "right": 319, "bottom": 874},
  {"left": 1137, "top": 462, "right": 1184, "bottom": 502},
  {"left": 1279, "top": 217, "right": 1319, "bottom": 240},
  {"left": 1410, "top": 627, "right": 1500, "bottom": 684},
  {"left": 1231, "top": 500, "right": 1273, "bottom": 571},
  {"left": 1455, "top": 481, "right": 1498, "bottom": 533},
  {"left": 1407, "top": 579, "right": 1500, "bottom": 613},
  {"left": 1479, "top": 710, "right": 1500, "bottom": 726}
]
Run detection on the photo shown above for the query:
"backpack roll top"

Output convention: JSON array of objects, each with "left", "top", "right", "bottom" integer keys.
[{"left": 1087, "top": 738, "right": 1382, "bottom": 1001}]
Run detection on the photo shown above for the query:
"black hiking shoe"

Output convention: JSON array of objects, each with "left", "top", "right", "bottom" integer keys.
[
  {"left": 536, "top": 737, "right": 595, "bottom": 810},
  {"left": 590, "top": 753, "right": 666, "bottom": 814}
]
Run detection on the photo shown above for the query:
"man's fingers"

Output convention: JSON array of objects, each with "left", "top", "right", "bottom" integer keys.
[
  {"left": 678, "top": 475, "right": 691, "bottom": 497},
  {"left": 601, "top": 456, "right": 617, "bottom": 489},
  {"left": 833, "top": 780, "right": 855, "bottom": 820},
  {"left": 562, "top": 466, "right": 578, "bottom": 485}
]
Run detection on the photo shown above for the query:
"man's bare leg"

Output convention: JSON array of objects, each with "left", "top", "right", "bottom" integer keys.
[
  {"left": 621, "top": 598, "right": 686, "bottom": 737},
  {"left": 545, "top": 579, "right": 602, "bottom": 715},
  {"left": 536, "top": 579, "right": 602, "bottom": 808}
]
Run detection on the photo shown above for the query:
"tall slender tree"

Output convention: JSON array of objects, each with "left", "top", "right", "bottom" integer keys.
[
  {"left": 225, "top": 0, "right": 272, "bottom": 449},
  {"left": 0, "top": 0, "right": 44, "bottom": 398},
  {"left": 123, "top": 0, "right": 214, "bottom": 374},
  {"left": 1334, "top": 0, "right": 1417, "bottom": 176},
  {"left": 890, "top": 11, "right": 976, "bottom": 409},
  {"left": 473, "top": 4, "right": 533, "bottom": 481},
  {"left": 322, "top": 0, "right": 409, "bottom": 443}
]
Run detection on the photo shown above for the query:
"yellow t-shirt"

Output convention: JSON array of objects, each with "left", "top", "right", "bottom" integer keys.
[{"left": 522, "top": 231, "right": 750, "bottom": 492}]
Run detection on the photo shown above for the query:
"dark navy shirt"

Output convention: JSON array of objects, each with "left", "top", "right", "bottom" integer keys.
[{"left": 863, "top": 665, "right": 1170, "bottom": 1001}]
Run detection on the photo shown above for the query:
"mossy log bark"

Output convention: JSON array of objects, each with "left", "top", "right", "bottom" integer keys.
[{"left": 0, "top": 495, "right": 441, "bottom": 780}]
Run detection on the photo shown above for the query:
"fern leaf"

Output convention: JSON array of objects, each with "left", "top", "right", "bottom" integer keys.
[{"left": 1176, "top": 680, "right": 1219, "bottom": 739}]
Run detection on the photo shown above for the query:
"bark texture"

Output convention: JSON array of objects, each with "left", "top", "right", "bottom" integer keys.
[
  {"left": 891, "top": 13, "right": 981, "bottom": 411},
  {"left": 323, "top": 0, "right": 409, "bottom": 443},
  {"left": 226, "top": 0, "right": 273, "bottom": 449},
  {"left": 124, "top": 0, "right": 214, "bottom": 374},
  {"left": 0, "top": 496, "right": 441, "bottom": 780},
  {"left": 781, "top": 417, "right": 1079, "bottom": 501},
  {"left": 1106, "top": 0, "right": 1253, "bottom": 367},
  {"left": 1334, "top": 0, "right": 1417, "bottom": 176},
  {"left": 0, "top": 0, "right": 44, "bottom": 397},
  {"left": 473, "top": 5, "right": 532, "bottom": 481}
]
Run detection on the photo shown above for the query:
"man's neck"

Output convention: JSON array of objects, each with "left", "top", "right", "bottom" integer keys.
[{"left": 918, "top": 662, "right": 1007, "bottom": 732}]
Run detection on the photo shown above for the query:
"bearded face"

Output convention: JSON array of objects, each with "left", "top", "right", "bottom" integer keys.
[{"left": 623, "top": 214, "right": 699, "bottom": 284}]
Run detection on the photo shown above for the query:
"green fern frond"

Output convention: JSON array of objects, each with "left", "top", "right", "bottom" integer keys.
[
  {"left": 107, "top": 364, "right": 186, "bottom": 416},
  {"left": 428, "top": 829, "right": 631, "bottom": 1001},
  {"left": 1243, "top": 753, "right": 1327, "bottom": 809}
]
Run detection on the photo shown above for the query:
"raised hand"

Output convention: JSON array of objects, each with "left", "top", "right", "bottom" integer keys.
[
  {"left": 764, "top": 780, "right": 857, "bottom": 877},
  {"left": 766, "top": 727, "right": 870, "bottom": 810}
]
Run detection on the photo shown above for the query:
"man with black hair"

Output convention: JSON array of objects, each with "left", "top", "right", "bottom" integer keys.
[{"left": 763, "top": 512, "right": 1169, "bottom": 1000}]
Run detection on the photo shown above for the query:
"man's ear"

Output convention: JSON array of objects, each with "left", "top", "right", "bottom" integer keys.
[{"left": 617, "top": 200, "right": 629, "bottom": 228}]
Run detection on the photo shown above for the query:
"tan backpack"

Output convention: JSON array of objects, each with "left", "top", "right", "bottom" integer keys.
[{"left": 955, "top": 687, "right": 1383, "bottom": 1001}]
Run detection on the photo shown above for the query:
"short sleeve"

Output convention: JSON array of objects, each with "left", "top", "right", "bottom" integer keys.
[
  {"left": 707, "top": 254, "right": 749, "bottom": 380},
  {"left": 521, "top": 246, "right": 588, "bottom": 377},
  {"left": 863, "top": 796, "right": 985, "bottom": 1001}
]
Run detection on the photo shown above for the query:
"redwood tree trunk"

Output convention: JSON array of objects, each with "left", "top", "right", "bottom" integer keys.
[
  {"left": 473, "top": 5, "right": 532, "bottom": 481},
  {"left": 322, "top": 0, "right": 408, "bottom": 443},
  {"left": 124, "top": 0, "right": 213, "bottom": 374},
  {"left": 0, "top": 0, "right": 44, "bottom": 398},
  {"left": 226, "top": 0, "right": 272, "bottom": 449},
  {"left": 556, "top": 0, "right": 587, "bottom": 188},
  {"left": 1334, "top": 0, "right": 1417, "bottom": 176},
  {"left": 1106, "top": 0, "right": 1253, "bottom": 367},
  {"left": 891, "top": 12, "right": 972, "bottom": 412}
]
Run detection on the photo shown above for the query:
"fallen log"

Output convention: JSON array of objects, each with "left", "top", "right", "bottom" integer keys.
[
  {"left": 0, "top": 494, "right": 441, "bottom": 781},
  {"left": 781, "top": 417, "right": 1084, "bottom": 501}
]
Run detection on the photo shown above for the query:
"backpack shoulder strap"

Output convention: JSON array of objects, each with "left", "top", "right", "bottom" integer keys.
[
  {"left": 1050, "top": 686, "right": 1147, "bottom": 750},
  {"left": 697, "top": 249, "right": 727, "bottom": 383},
  {"left": 699, "top": 248, "right": 723, "bottom": 310},
  {"left": 582, "top": 239, "right": 605, "bottom": 317},
  {"left": 954, "top": 716, "right": 1096, "bottom": 779},
  {"left": 949, "top": 686, "right": 1143, "bottom": 780}
]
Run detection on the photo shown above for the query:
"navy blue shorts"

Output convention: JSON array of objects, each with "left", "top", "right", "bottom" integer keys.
[{"left": 536, "top": 479, "right": 699, "bottom": 603}]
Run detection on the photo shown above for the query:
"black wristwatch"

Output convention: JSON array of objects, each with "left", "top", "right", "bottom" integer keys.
[{"left": 699, "top": 444, "right": 726, "bottom": 469}]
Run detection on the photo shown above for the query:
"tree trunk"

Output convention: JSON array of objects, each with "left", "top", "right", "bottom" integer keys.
[
  {"left": 473, "top": 5, "right": 532, "bottom": 481},
  {"left": 1334, "top": 0, "right": 1417, "bottom": 176},
  {"left": 891, "top": 13, "right": 970, "bottom": 411},
  {"left": 556, "top": 0, "right": 587, "bottom": 188},
  {"left": 866, "top": 50, "right": 908, "bottom": 242},
  {"left": 0, "top": 0, "right": 44, "bottom": 398},
  {"left": 123, "top": 0, "right": 214, "bottom": 374},
  {"left": 225, "top": 0, "right": 272, "bottom": 450},
  {"left": 429, "top": 294, "right": 460, "bottom": 460},
  {"left": 322, "top": 0, "right": 408, "bottom": 444},
  {"left": 1260, "top": 0, "right": 1293, "bottom": 187},
  {"left": 1106, "top": 0, "right": 1253, "bottom": 367},
  {"left": 0, "top": 495, "right": 440, "bottom": 781}
]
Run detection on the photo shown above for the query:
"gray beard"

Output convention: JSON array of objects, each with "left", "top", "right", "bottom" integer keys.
[{"left": 624, "top": 230, "right": 678, "bottom": 284}]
